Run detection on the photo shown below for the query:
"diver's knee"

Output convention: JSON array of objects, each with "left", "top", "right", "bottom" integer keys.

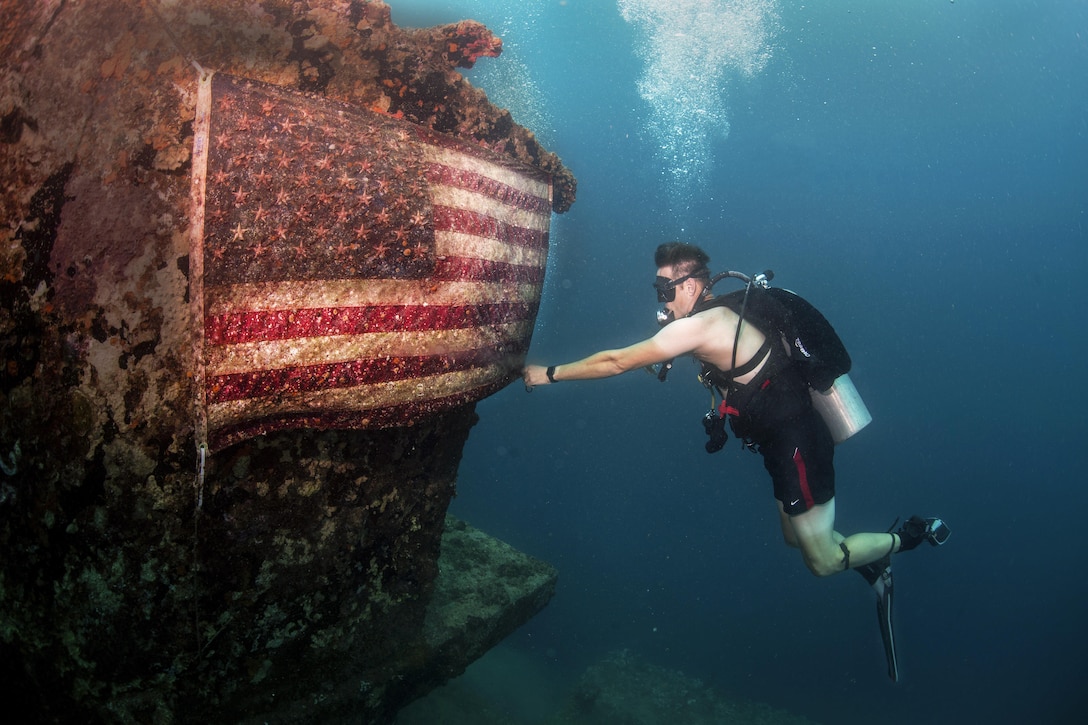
[
  {"left": 802, "top": 543, "right": 848, "bottom": 577},
  {"left": 804, "top": 558, "right": 842, "bottom": 578}
]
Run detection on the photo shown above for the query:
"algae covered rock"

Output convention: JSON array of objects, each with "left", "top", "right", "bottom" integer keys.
[{"left": 552, "top": 650, "right": 821, "bottom": 725}]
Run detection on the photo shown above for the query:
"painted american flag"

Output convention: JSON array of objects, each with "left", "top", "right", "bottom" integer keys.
[{"left": 189, "top": 73, "right": 551, "bottom": 451}]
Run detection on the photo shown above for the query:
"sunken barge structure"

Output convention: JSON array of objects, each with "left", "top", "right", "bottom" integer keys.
[{"left": 0, "top": 1, "right": 574, "bottom": 722}]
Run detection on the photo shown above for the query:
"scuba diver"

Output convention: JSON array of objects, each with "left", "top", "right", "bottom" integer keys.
[{"left": 521, "top": 241, "right": 949, "bottom": 681}]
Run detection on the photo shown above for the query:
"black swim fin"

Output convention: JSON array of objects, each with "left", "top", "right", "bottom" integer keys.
[{"left": 856, "top": 556, "right": 899, "bottom": 682}]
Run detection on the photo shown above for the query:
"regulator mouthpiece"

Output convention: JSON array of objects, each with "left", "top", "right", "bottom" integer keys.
[{"left": 657, "top": 309, "right": 673, "bottom": 326}]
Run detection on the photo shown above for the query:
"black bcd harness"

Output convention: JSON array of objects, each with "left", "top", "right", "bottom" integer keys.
[
  {"left": 693, "top": 282, "right": 851, "bottom": 394},
  {"left": 657, "top": 270, "right": 852, "bottom": 453}
]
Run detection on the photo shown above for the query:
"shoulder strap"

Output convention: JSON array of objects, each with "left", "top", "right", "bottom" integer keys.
[
  {"left": 729, "top": 336, "right": 773, "bottom": 379},
  {"left": 693, "top": 284, "right": 768, "bottom": 389}
]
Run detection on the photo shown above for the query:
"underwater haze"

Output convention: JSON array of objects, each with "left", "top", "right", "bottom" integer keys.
[{"left": 393, "top": 1, "right": 1087, "bottom": 723}]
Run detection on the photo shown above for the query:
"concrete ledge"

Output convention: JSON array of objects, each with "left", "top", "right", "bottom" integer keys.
[
  {"left": 243, "top": 516, "right": 557, "bottom": 724},
  {"left": 424, "top": 516, "right": 558, "bottom": 677}
]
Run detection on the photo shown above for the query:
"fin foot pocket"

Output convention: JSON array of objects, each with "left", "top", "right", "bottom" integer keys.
[{"left": 896, "top": 515, "right": 951, "bottom": 551}]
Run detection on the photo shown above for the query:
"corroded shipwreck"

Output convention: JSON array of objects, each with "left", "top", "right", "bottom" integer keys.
[{"left": 0, "top": 1, "right": 574, "bottom": 722}]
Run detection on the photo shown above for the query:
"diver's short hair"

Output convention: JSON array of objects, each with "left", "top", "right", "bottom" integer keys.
[{"left": 654, "top": 242, "right": 710, "bottom": 278}]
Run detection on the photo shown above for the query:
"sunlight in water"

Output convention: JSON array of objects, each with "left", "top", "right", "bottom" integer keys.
[
  {"left": 462, "top": 2, "right": 556, "bottom": 148},
  {"left": 618, "top": 0, "right": 779, "bottom": 219}
]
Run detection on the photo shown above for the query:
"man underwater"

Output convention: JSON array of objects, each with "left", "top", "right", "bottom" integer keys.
[{"left": 522, "top": 241, "right": 949, "bottom": 680}]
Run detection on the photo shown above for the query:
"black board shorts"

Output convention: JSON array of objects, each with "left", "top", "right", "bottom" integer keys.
[
  {"left": 759, "top": 404, "right": 835, "bottom": 515},
  {"left": 727, "top": 366, "right": 836, "bottom": 516}
]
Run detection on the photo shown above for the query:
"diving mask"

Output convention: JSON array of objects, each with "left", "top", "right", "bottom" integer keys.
[{"left": 653, "top": 273, "right": 701, "bottom": 303}]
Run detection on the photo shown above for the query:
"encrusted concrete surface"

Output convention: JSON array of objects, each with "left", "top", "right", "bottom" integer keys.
[
  {"left": 422, "top": 517, "right": 559, "bottom": 685},
  {"left": 238, "top": 516, "right": 559, "bottom": 724}
]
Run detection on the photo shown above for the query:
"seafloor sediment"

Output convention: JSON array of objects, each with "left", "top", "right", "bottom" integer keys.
[{"left": 398, "top": 648, "right": 821, "bottom": 725}]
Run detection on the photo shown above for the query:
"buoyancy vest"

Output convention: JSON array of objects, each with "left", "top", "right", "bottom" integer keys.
[{"left": 691, "top": 286, "right": 852, "bottom": 395}]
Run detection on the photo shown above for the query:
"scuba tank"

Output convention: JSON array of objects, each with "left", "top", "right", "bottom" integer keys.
[{"left": 809, "top": 373, "right": 871, "bottom": 444}]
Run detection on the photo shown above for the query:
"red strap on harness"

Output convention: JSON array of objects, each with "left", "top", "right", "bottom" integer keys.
[{"left": 718, "top": 399, "right": 739, "bottom": 417}]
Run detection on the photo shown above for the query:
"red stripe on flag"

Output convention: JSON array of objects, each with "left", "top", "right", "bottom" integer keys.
[
  {"left": 209, "top": 378, "right": 514, "bottom": 450},
  {"left": 206, "top": 302, "right": 536, "bottom": 345},
  {"left": 426, "top": 163, "right": 552, "bottom": 214},
  {"left": 208, "top": 343, "right": 526, "bottom": 404},
  {"left": 433, "top": 206, "right": 549, "bottom": 250}
]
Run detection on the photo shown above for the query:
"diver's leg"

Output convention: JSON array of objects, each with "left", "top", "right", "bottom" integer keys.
[
  {"left": 776, "top": 500, "right": 799, "bottom": 548},
  {"left": 785, "top": 500, "right": 902, "bottom": 678},
  {"left": 788, "top": 498, "right": 897, "bottom": 576},
  {"left": 786, "top": 499, "right": 844, "bottom": 577}
]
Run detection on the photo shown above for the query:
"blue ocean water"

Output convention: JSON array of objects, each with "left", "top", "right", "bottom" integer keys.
[{"left": 394, "top": 1, "right": 1088, "bottom": 723}]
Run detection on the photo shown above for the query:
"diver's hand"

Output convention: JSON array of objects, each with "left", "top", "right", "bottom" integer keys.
[{"left": 522, "top": 364, "right": 551, "bottom": 389}]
